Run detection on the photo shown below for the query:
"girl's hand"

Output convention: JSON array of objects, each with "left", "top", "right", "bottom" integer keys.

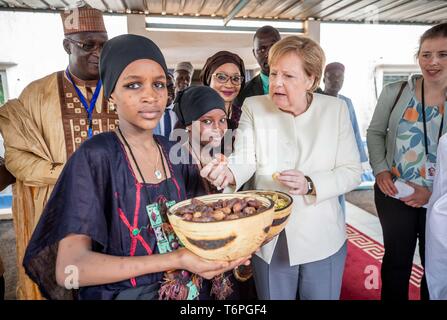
[
  {"left": 177, "top": 248, "right": 250, "bottom": 280},
  {"left": 200, "top": 158, "right": 235, "bottom": 190}
]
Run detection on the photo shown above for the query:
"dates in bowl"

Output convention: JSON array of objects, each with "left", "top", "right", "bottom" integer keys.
[{"left": 167, "top": 193, "right": 275, "bottom": 261}]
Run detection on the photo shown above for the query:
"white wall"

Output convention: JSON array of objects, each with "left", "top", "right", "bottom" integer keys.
[
  {"left": 320, "top": 22, "right": 432, "bottom": 136},
  {"left": 0, "top": 11, "right": 127, "bottom": 99}
]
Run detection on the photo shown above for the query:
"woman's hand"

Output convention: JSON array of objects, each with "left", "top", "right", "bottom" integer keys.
[
  {"left": 276, "top": 170, "right": 308, "bottom": 195},
  {"left": 400, "top": 182, "right": 431, "bottom": 208},
  {"left": 376, "top": 171, "right": 398, "bottom": 196},
  {"left": 200, "top": 158, "right": 235, "bottom": 190},
  {"left": 176, "top": 248, "right": 251, "bottom": 280}
]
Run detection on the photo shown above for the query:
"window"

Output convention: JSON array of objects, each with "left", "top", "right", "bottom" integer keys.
[
  {"left": 382, "top": 73, "right": 412, "bottom": 88},
  {"left": 373, "top": 64, "right": 420, "bottom": 98}
]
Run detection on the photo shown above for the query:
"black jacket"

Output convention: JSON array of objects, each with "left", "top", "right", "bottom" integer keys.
[{"left": 234, "top": 74, "right": 264, "bottom": 107}]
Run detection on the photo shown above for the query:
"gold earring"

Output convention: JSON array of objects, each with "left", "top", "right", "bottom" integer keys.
[{"left": 108, "top": 101, "right": 117, "bottom": 112}]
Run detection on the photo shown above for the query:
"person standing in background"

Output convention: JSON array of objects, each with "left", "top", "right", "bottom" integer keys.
[
  {"left": 0, "top": 5, "right": 116, "bottom": 300},
  {"left": 367, "top": 23, "right": 447, "bottom": 300},
  {"left": 323, "top": 62, "right": 368, "bottom": 163},
  {"left": 233, "top": 26, "right": 280, "bottom": 107},
  {"left": 200, "top": 51, "right": 246, "bottom": 130},
  {"left": 153, "top": 72, "right": 177, "bottom": 138},
  {"left": 174, "top": 61, "right": 194, "bottom": 96},
  {"left": 323, "top": 62, "right": 369, "bottom": 214}
]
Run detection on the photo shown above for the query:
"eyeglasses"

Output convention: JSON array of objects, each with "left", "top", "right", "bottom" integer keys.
[
  {"left": 212, "top": 72, "right": 244, "bottom": 85},
  {"left": 65, "top": 38, "right": 105, "bottom": 52}
]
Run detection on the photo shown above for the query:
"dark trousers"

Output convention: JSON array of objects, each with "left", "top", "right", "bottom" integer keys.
[{"left": 374, "top": 183, "right": 429, "bottom": 300}]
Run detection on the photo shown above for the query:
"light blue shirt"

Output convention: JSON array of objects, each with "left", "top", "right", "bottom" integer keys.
[
  {"left": 339, "top": 95, "right": 368, "bottom": 163},
  {"left": 337, "top": 94, "right": 369, "bottom": 216}
]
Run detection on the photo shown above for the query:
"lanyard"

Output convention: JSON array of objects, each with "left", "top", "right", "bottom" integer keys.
[
  {"left": 117, "top": 127, "right": 171, "bottom": 199},
  {"left": 65, "top": 68, "right": 102, "bottom": 138},
  {"left": 421, "top": 79, "right": 444, "bottom": 156}
]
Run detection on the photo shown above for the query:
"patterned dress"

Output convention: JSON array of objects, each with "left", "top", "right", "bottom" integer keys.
[{"left": 23, "top": 132, "right": 209, "bottom": 300}]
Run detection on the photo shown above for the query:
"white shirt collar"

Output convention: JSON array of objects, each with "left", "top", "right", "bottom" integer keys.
[{"left": 166, "top": 103, "right": 174, "bottom": 111}]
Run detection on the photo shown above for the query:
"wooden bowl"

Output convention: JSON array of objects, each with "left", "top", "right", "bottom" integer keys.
[
  {"left": 167, "top": 193, "right": 275, "bottom": 261},
  {"left": 239, "top": 190, "right": 293, "bottom": 243}
]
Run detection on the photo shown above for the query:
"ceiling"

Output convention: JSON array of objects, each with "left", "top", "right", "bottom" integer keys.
[
  {"left": 0, "top": 0, "right": 446, "bottom": 25},
  {"left": 1, "top": 0, "right": 444, "bottom": 70}
]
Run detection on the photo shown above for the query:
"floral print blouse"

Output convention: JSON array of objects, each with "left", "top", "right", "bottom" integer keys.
[{"left": 392, "top": 96, "right": 445, "bottom": 188}]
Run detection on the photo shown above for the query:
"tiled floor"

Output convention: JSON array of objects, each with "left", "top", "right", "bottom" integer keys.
[{"left": 346, "top": 202, "right": 422, "bottom": 267}]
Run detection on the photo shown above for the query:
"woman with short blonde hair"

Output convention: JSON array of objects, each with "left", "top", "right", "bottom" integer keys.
[
  {"left": 201, "top": 35, "right": 361, "bottom": 300},
  {"left": 268, "top": 35, "right": 325, "bottom": 93}
]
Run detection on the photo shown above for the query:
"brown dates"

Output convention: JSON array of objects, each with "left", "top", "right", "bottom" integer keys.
[{"left": 175, "top": 197, "right": 266, "bottom": 222}]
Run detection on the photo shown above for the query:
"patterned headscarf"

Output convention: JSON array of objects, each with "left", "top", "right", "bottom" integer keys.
[{"left": 61, "top": 5, "right": 107, "bottom": 35}]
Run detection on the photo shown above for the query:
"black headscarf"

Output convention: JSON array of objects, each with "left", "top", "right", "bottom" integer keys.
[
  {"left": 173, "top": 86, "right": 226, "bottom": 127},
  {"left": 199, "top": 51, "right": 246, "bottom": 88},
  {"left": 100, "top": 34, "right": 168, "bottom": 99}
]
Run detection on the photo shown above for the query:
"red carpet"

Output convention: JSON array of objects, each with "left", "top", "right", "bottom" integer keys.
[{"left": 340, "top": 224, "right": 423, "bottom": 300}]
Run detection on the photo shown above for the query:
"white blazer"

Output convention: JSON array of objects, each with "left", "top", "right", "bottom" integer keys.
[
  {"left": 225, "top": 94, "right": 362, "bottom": 265},
  {"left": 426, "top": 134, "right": 447, "bottom": 300}
]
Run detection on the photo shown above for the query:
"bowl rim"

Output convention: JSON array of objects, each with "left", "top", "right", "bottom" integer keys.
[
  {"left": 168, "top": 193, "right": 275, "bottom": 224},
  {"left": 239, "top": 189, "right": 293, "bottom": 211}
]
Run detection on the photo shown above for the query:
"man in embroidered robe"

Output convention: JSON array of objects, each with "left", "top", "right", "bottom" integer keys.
[{"left": 0, "top": 5, "right": 118, "bottom": 300}]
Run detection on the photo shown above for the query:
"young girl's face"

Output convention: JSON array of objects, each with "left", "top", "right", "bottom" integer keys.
[
  {"left": 110, "top": 59, "right": 168, "bottom": 131},
  {"left": 189, "top": 109, "right": 228, "bottom": 148}
]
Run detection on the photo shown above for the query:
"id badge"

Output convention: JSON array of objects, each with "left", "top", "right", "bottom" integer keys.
[
  {"left": 186, "top": 281, "right": 199, "bottom": 300},
  {"left": 426, "top": 161, "right": 436, "bottom": 181}
]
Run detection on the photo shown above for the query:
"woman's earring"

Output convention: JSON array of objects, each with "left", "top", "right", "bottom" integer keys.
[{"left": 108, "top": 101, "right": 117, "bottom": 112}]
